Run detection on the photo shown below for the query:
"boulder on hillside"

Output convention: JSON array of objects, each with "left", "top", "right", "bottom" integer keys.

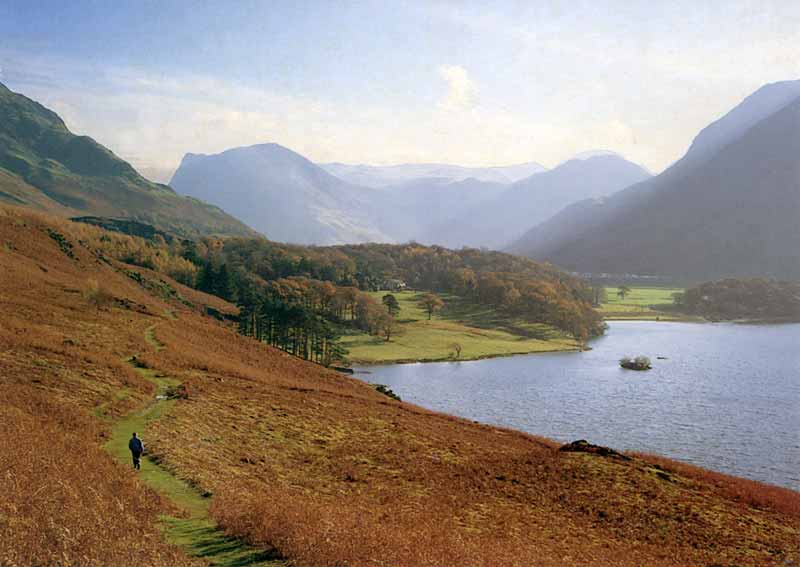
[{"left": 559, "top": 439, "right": 631, "bottom": 461}]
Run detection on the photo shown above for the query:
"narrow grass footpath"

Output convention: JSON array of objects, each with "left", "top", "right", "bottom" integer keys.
[{"left": 104, "top": 324, "right": 287, "bottom": 567}]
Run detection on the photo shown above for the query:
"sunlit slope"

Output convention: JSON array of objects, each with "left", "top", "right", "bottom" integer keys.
[
  {"left": 0, "top": 82, "right": 256, "bottom": 238},
  {"left": 0, "top": 206, "right": 798, "bottom": 566}
]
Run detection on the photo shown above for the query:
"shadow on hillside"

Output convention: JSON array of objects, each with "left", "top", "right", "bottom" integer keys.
[{"left": 440, "top": 295, "right": 558, "bottom": 340}]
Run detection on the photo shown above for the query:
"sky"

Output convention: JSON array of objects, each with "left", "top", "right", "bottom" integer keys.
[{"left": 2, "top": 0, "right": 799, "bottom": 182}]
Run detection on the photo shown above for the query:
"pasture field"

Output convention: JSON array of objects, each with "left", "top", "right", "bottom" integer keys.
[
  {"left": 339, "top": 290, "right": 581, "bottom": 364},
  {"left": 599, "top": 286, "right": 697, "bottom": 320}
]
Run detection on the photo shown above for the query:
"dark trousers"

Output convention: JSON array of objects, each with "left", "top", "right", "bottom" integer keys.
[{"left": 131, "top": 451, "right": 142, "bottom": 470}]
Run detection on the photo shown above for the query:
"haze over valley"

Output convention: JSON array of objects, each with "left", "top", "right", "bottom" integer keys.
[{"left": 168, "top": 140, "right": 654, "bottom": 247}]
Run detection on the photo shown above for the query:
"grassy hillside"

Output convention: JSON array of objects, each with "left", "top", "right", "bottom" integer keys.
[
  {"left": 0, "top": 82, "right": 256, "bottom": 239},
  {"left": 2, "top": 206, "right": 799, "bottom": 566},
  {"left": 341, "top": 290, "right": 580, "bottom": 363}
]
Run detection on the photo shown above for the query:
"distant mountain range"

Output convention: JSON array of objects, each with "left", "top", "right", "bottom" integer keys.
[
  {"left": 320, "top": 161, "right": 546, "bottom": 187},
  {"left": 8, "top": 77, "right": 797, "bottom": 280},
  {"left": 510, "top": 80, "right": 800, "bottom": 280},
  {"left": 423, "top": 153, "right": 652, "bottom": 249},
  {"left": 0, "top": 82, "right": 255, "bottom": 239},
  {"left": 171, "top": 143, "right": 649, "bottom": 247}
]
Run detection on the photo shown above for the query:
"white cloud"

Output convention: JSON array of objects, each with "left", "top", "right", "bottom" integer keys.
[
  {"left": 0, "top": 56, "right": 663, "bottom": 179},
  {"left": 6, "top": 4, "right": 800, "bottom": 177},
  {"left": 0, "top": 44, "right": 744, "bottom": 177},
  {"left": 437, "top": 64, "right": 477, "bottom": 111}
]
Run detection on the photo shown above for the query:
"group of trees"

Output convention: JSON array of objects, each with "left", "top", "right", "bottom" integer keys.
[
  {"left": 459, "top": 272, "right": 603, "bottom": 340},
  {"left": 67, "top": 221, "right": 199, "bottom": 285},
  {"left": 196, "top": 262, "right": 238, "bottom": 302},
  {"left": 678, "top": 278, "right": 800, "bottom": 321},
  {"left": 188, "top": 239, "right": 603, "bottom": 341},
  {"left": 232, "top": 275, "right": 405, "bottom": 361},
  {"left": 216, "top": 265, "right": 409, "bottom": 362},
  {"left": 237, "top": 296, "right": 346, "bottom": 366},
  {"left": 78, "top": 224, "right": 606, "bottom": 362}
]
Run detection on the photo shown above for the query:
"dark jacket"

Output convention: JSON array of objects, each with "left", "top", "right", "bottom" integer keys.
[{"left": 129, "top": 437, "right": 144, "bottom": 454}]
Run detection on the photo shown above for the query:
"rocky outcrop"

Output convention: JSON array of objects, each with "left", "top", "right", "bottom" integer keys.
[{"left": 559, "top": 440, "right": 632, "bottom": 461}]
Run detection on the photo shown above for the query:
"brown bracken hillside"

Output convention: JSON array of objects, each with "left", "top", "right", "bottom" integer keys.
[{"left": 1, "top": 206, "right": 798, "bottom": 566}]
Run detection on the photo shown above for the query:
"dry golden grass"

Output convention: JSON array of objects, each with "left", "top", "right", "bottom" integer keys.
[
  {"left": 1, "top": 205, "right": 798, "bottom": 566},
  {"left": 0, "top": 206, "right": 204, "bottom": 565},
  {"left": 144, "top": 316, "right": 800, "bottom": 566},
  {"left": 0, "top": 386, "right": 200, "bottom": 567},
  {"left": 634, "top": 452, "right": 800, "bottom": 518}
]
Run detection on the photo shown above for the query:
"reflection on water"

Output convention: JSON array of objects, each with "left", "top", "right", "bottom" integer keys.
[{"left": 355, "top": 321, "right": 800, "bottom": 490}]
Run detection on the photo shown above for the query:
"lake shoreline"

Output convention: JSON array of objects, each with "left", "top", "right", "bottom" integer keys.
[
  {"left": 354, "top": 320, "right": 800, "bottom": 491},
  {"left": 602, "top": 314, "right": 703, "bottom": 322},
  {"left": 346, "top": 308, "right": 796, "bottom": 367},
  {"left": 612, "top": 314, "right": 800, "bottom": 325},
  {"left": 348, "top": 316, "right": 703, "bottom": 366},
  {"left": 348, "top": 317, "right": 704, "bottom": 367},
  {"left": 348, "top": 342, "right": 586, "bottom": 366}
]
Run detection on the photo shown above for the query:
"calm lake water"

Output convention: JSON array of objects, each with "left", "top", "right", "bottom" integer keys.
[{"left": 354, "top": 321, "right": 800, "bottom": 491}]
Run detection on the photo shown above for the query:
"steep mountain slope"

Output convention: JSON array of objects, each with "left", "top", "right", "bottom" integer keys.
[
  {"left": 424, "top": 154, "right": 651, "bottom": 249},
  {"left": 321, "top": 160, "right": 546, "bottom": 187},
  {"left": 513, "top": 82, "right": 800, "bottom": 280},
  {"left": 3, "top": 206, "right": 799, "bottom": 566},
  {"left": 170, "top": 143, "right": 391, "bottom": 245},
  {"left": 0, "top": 82, "right": 255, "bottom": 239},
  {"left": 682, "top": 80, "right": 800, "bottom": 168}
]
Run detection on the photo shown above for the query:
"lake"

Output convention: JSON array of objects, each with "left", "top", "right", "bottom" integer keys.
[{"left": 354, "top": 321, "right": 800, "bottom": 491}]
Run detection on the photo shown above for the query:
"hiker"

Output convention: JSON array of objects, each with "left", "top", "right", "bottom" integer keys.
[{"left": 129, "top": 432, "right": 144, "bottom": 470}]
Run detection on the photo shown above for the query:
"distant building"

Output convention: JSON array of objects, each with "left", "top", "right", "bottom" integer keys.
[{"left": 382, "top": 278, "right": 407, "bottom": 291}]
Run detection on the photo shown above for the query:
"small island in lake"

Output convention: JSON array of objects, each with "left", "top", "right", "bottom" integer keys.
[{"left": 620, "top": 355, "right": 652, "bottom": 371}]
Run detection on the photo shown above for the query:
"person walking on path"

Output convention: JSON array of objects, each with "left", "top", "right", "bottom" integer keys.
[{"left": 129, "top": 432, "right": 144, "bottom": 470}]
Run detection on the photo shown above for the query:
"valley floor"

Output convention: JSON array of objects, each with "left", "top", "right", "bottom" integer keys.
[
  {"left": 339, "top": 291, "right": 581, "bottom": 364},
  {"left": 598, "top": 285, "right": 701, "bottom": 321}
]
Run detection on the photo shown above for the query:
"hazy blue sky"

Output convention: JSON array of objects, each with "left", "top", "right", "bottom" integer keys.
[{"left": 2, "top": 1, "right": 799, "bottom": 181}]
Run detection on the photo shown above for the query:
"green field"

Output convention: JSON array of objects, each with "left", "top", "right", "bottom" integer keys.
[
  {"left": 598, "top": 286, "right": 692, "bottom": 320},
  {"left": 339, "top": 291, "right": 580, "bottom": 364}
]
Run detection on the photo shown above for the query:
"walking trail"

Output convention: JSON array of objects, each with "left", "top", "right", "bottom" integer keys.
[{"left": 104, "top": 323, "right": 287, "bottom": 566}]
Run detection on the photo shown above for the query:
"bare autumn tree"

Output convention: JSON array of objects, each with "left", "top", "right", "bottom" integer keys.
[
  {"left": 377, "top": 311, "right": 397, "bottom": 342},
  {"left": 418, "top": 292, "right": 445, "bottom": 320}
]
